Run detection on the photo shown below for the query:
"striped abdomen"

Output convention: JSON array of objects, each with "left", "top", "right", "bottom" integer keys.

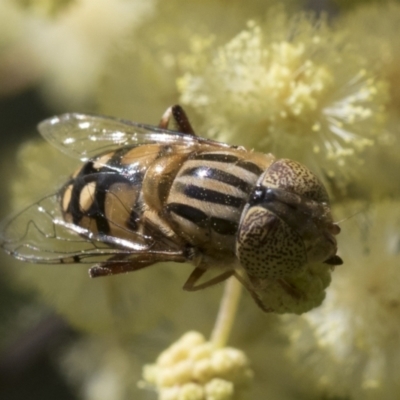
[
  {"left": 166, "top": 150, "right": 274, "bottom": 252},
  {"left": 61, "top": 143, "right": 275, "bottom": 254},
  {"left": 60, "top": 144, "right": 167, "bottom": 245}
]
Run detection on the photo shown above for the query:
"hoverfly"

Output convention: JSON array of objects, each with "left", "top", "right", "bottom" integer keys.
[{"left": 0, "top": 105, "right": 342, "bottom": 312}]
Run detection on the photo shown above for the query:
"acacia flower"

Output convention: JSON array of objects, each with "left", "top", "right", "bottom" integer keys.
[
  {"left": 141, "top": 331, "right": 253, "bottom": 400},
  {"left": 19, "top": 0, "right": 154, "bottom": 109},
  {"left": 140, "top": 278, "right": 253, "bottom": 400},
  {"left": 339, "top": 2, "right": 400, "bottom": 116},
  {"left": 98, "top": 0, "right": 301, "bottom": 122},
  {"left": 177, "top": 11, "right": 389, "bottom": 194},
  {"left": 333, "top": 2, "right": 400, "bottom": 199},
  {"left": 284, "top": 200, "right": 400, "bottom": 399},
  {"left": 3, "top": 3, "right": 399, "bottom": 400},
  {"left": 253, "top": 261, "right": 332, "bottom": 315}
]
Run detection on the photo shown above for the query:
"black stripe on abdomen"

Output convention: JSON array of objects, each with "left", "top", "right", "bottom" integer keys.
[
  {"left": 69, "top": 172, "right": 141, "bottom": 234},
  {"left": 193, "top": 152, "right": 263, "bottom": 176},
  {"left": 193, "top": 153, "right": 238, "bottom": 163},
  {"left": 168, "top": 203, "right": 238, "bottom": 236},
  {"left": 181, "top": 166, "right": 252, "bottom": 193},
  {"left": 179, "top": 183, "right": 244, "bottom": 208},
  {"left": 168, "top": 203, "right": 208, "bottom": 228},
  {"left": 236, "top": 159, "right": 263, "bottom": 175},
  {"left": 210, "top": 217, "right": 238, "bottom": 235}
]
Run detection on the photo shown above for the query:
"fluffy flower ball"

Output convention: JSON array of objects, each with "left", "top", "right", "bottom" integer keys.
[
  {"left": 178, "top": 13, "right": 389, "bottom": 193},
  {"left": 284, "top": 200, "right": 400, "bottom": 399},
  {"left": 142, "top": 331, "right": 253, "bottom": 400}
]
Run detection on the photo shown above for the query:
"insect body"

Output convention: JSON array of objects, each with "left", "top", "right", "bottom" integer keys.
[{"left": 0, "top": 106, "right": 342, "bottom": 312}]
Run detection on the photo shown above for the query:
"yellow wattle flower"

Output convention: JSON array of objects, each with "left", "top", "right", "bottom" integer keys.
[
  {"left": 284, "top": 200, "right": 400, "bottom": 399},
  {"left": 177, "top": 13, "right": 389, "bottom": 196},
  {"left": 141, "top": 331, "right": 253, "bottom": 400}
]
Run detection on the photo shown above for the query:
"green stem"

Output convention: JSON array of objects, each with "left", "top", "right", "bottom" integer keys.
[{"left": 210, "top": 276, "right": 243, "bottom": 348}]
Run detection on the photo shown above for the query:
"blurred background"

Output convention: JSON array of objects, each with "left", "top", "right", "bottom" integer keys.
[{"left": 1, "top": 1, "right": 400, "bottom": 399}]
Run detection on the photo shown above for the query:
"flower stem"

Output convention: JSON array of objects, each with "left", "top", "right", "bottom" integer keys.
[{"left": 210, "top": 276, "right": 243, "bottom": 348}]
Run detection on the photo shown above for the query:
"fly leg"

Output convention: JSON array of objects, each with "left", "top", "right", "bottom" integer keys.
[
  {"left": 89, "top": 250, "right": 188, "bottom": 277},
  {"left": 159, "top": 105, "right": 196, "bottom": 135},
  {"left": 233, "top": 272, "right": 275, "bottom": 313},
  {"left": 183, "top": 266, "right": 234, "bottom": 291}
]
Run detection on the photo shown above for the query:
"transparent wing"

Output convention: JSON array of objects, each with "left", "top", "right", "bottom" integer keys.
[
  {"left": 0, "top": 193, "right": 155, "bottom": 265},
  {"left": 38, "top": 113, "right": 231, "bottom": 161}
]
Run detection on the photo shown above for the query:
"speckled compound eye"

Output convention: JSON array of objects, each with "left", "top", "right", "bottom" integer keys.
[
  {"left": 259, "top": 158, "right": 329, "bottom": 204},
  {"left": 236, "top": 205, "right": 307, "bottom": 280},
  {"left": 236, "top": 157, "right": 338, "bottom": 281}
]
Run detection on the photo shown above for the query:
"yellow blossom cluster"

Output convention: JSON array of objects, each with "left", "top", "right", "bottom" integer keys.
[
  {"left": 250, "top": 261, "right": 332, "bottom": 314},
  {"left": 332, "top": 2, "right": 400, "bottom": 199},
  {"left": 0, "top": 0, "right": 154, "bottom": 107},
  {"left": 98, "top": 0, "right": 300, "bottom": 123},
  {"left": 177, "top": 12, "right": 389, "bottom": 195},
  {"left": 285, "top": 200, "right": 400, "bottom": 399},
  {"left": 141, "top": 331, "right": 253, "bottom": 400},
  {"left": 340, "top": 2, "right": 400, "bottom": 114},
  {"left": 2, "top": 2, "right": 400, "bottom": 400}
]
